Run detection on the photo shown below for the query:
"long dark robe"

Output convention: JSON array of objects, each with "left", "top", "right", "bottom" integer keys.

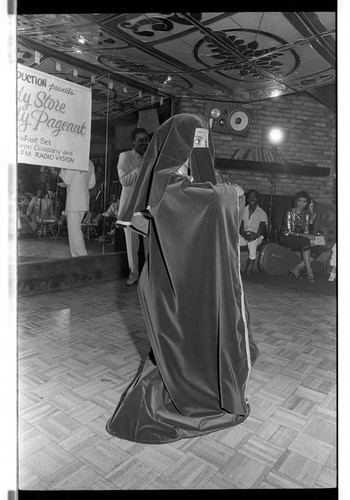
[{"left": 106, "top": 113, "right": 258, "bottom": 444}]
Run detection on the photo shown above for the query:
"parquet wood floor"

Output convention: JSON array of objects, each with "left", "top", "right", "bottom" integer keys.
[{"left": 17, "top": 277, "right": 337, "bottom": 490}]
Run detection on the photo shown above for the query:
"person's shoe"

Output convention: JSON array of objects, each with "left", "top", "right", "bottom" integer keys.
[
  {"left": 246, "top": 259, "right": 255, "bottom": 275},
  {"left": 306, "top": 273, "right": 316, "bottom": 283},
  {"left": 126, "top": 277, "right": 138, "bottom": 286},
  {"left": 289, "top": 268, "right": 301, "bottom": 279},
  {"left": 328, "top": 272, "right": 336, "bottom": 282}
]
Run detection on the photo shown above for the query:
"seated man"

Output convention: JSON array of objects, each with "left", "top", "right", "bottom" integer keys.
[
  {"left": 239, "top": 189, "right": 268, "bottom": 274},
  {"left": 26, "top": 187, "right": 56, "bottom": 233}
]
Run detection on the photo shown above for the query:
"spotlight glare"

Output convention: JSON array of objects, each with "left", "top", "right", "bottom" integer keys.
[
  {"left": 270, "top": 89, "right": 283, "bottom": 98},
  {"left": 269, "top": 128, "right": 284, "bottom": 144}
]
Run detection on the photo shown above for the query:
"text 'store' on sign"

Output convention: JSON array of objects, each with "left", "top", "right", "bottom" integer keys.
[{"left": 17, "top": 63, "right": 92, "bottom": 171}]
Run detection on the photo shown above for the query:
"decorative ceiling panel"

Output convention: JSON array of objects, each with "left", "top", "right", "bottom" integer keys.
[
  {"left": 17, "top": 13, "right": 88, "bottom": 32},
  {"left": 17, "top": 11, "right": 336, "bottom": 118},
  {"left": 316, "top": 11, "right": 336, "bottom": 30}
]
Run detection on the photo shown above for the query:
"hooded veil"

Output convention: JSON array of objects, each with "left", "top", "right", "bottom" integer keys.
[{"left": 106, "top": 113, "right": 258, "bottom": 444}]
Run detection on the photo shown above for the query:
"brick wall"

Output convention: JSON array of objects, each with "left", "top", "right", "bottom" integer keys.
[{"left": 175, "top": 94, "right": 336, "bottom": 204}]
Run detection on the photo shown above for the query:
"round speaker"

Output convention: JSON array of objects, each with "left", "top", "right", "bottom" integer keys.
[{"left": 228, "top": 109, "right": 251, "bottom": 134}]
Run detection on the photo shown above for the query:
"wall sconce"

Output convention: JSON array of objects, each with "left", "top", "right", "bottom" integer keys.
[
  {"left": 265, "top": 126, "right": 288, "bottom": 145},
  {"left": 269, "top": 128, "right": 284, "bottom": 145}
]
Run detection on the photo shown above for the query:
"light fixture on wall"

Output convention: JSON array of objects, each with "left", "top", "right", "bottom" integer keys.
[
  {"left": 269, "top": 128, "right": 284, "bottom": 145},
  {"left": 265, "top": 126, "right": 288, "bottom": 145},
  {"left": 267, "top": 127, "right": 286, "bottom": 241}
]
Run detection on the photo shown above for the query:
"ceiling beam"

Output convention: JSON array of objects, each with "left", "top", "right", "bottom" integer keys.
[
  {"left": 304, "top": 84, "right": 336, "bottom": 112},
  {"left": 282, "top": 12, "right": 335, "bottom": 68}
]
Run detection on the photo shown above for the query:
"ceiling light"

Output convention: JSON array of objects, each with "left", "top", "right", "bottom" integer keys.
[{"left": 270, "top": 89, "right": 282, "bottom": 97}]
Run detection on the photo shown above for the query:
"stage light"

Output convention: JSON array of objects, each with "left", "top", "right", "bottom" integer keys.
[{"left": 269, "top": 128, "right": 284, "bottom": 144}]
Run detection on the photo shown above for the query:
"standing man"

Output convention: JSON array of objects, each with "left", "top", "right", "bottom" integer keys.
[
  {"left": 117, "top": 127, "right": 149, "bottom": 285},
  {"left": 59, "top": 159, "right": 96, "bottom": 257}
]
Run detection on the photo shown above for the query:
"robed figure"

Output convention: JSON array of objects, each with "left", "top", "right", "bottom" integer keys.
[{"left": 106, "top": 113, "right": 259, "bottom": 444}]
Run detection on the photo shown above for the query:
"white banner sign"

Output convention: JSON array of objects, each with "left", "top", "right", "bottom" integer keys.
[{"left": 17, "top": 63, "right": 92, "bottom": 171}]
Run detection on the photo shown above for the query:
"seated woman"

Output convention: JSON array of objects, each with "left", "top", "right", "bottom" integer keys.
[
  {"left": 239, "top": 189, "right": 268, "bottom": 274},
  {"left": 279, "top": 191, "right": 325, "bottom": 283}
]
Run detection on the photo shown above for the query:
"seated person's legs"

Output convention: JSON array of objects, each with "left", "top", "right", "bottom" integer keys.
[
  {"left": 280, "top": 235, "right": 314, "bottom": 280},
  {"left": 328, "top": 242, "right": 336, "bottom": 281},
  {"left": 240, "top": 235, "right": 264, "bottom": 274}
]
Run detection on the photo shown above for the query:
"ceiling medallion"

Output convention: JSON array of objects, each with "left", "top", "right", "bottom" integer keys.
[
  {"left": 18, "top": 14, "right": 80, "bottom": 30},
  {"left": 194, "top": 29, "right": 299, "bottom": 82},
  {"left": 119, "top": 13, "right": 203, "bottom": 37},
  {"left": 97, "top": 54, "right": 192, "bottom": 91}
]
